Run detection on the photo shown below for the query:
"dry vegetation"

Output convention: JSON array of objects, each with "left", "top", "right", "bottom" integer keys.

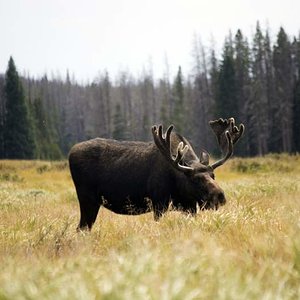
[{"left": 0, "top": 155, "right": 300, "bottom": 299}]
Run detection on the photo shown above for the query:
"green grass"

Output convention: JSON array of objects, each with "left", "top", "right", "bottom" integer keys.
[{"left": 0, "top": 156, "right": 300, "bottom": 299}]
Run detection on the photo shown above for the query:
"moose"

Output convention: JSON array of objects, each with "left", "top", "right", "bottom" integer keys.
[{"left": 69, "top": 118, "right": 244, "bottom": 231}]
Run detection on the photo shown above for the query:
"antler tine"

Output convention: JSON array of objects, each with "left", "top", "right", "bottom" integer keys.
[
  {"left": 151, "top": 124, "right": 170, "bottom": 155},
  {"left": 174, "top": 142, "right": 189, "bottom": 164},
  {"left": 158, "top": 124, "right": 163, "bottom": 139},
  {"left": 233, "top": 124, "right": 245, "bottom": 144},
  {"left": 157, "top": 124, "right": 170, "bottom": 156},
  {"left": 211, "top": 131, "right": 233, "bottom": 169},
  {"left": 151, "top": 125, "right": 157, "bottom": 136},
  {"left": 165, "top": 125, "right": 173, "bottom": 148}
]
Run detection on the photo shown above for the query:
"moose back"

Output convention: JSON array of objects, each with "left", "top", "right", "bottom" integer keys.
[{"left": 69, "top": 118, "right": 244, "bottom": 231}]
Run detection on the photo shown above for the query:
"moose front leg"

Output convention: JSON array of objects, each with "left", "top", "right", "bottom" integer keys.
[
  {"left": 151, "top": 195, "right": 170, "bottom": 221},
  {"left": 172, "top": 200, "right": 197, "bottom": 216},
  {"left": 152, "top": 202, "right": 169, "bottom": 221}
]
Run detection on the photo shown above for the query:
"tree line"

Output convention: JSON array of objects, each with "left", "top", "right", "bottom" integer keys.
[{"left": 0, "top": 22, "right": 300, "bottom": 160}]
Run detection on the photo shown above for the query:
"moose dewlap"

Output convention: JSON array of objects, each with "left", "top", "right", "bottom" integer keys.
[{"left": 68, "top": 118, "right": 244, "bottom": 231}]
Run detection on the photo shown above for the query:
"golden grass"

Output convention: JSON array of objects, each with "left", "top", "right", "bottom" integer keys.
[{"left": 0, "top": 156, "right": 300, "bottom": 299}]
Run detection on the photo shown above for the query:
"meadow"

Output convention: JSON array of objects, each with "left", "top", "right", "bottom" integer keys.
[{"left": 0, "top": 154, "right": 300, "bottom": 299}]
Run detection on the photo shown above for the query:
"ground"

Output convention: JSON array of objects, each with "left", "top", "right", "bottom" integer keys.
[{"left": 0, "top": 155, "right": 299, "bottom": 299}]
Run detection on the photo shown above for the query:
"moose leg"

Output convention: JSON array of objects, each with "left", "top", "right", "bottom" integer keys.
[
  {"left": 75, "top": 186, "right": 101, "bottom": 231},
  {"left": 172, "top": 200, "right": 197, "bottom": 216},
  {"left": 152, "top": 199, "right": 169, "bottom": 221},
  {"left": 182, "top": 201, "right": 197, "bottom": 216},
  {"left": 153, "top": 205, "right": 167, "bottom": 221},
  {"left": 182, "top": 205, "right": 197, "bottom": 216}
]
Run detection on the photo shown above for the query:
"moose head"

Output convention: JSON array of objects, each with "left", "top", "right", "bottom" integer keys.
[{"left": 152, "top": 118, "right": 245, "bottom": 211}]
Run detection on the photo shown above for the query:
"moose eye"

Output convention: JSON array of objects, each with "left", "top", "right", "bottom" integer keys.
[{"left": 211, "top": 173, "right": 215, "bottom": 180}]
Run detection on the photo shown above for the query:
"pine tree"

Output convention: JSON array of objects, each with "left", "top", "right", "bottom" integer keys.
[
  {"left": 3, "top": 57, "right": 35, "bottom": 158},
  {"left": 216, "top": 38, "right": 238, "bottom": 118},
  {"left": 0, "top": 76, "right": 5, "bottom": 158},
  {"left": 273, "top": 27, "right": 293, "bottom": 152},
  {"left": 248, "top": 22, "right": 270, "bottom": 155},
  {"left": 233, "top": 29, "right": 251, "bottom": 156},
  {"left": 234, "top": 30, "right": 250, "bottom": 118},
  {"left": 264, "top": 30, "right": 277, "bottom": 152},
  {"left": 293, "top": 78, "right": 300, "bottom": 151},
  {"left": 112, "top": 103, "right": 127, "bottom": 140},
  {"left": 172, "top": 66, "right": 185, "bottom": 133},
  {"left": 210, "top": 48, "right": 219, "bottom": 113},
  {"left": 32, "top": 97, "right": 62, "bottom": 159},
  {"left": 293, "top": 36, "right": 300, "bottom": 152}
]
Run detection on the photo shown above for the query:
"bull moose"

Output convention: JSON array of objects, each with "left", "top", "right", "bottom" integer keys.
[{"left": 69, "top": 118, "right": 244, "bottom": 231}]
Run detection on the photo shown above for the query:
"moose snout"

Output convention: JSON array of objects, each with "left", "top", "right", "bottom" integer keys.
[
  {"left": 200, "top": 190, "right": 226, "bottom": 210},
  {"left": 209, "top": 190, "right": 226, "bottom": 210},
  {"left": 215, "top": 190, "right": 226, "bottom": 206}
]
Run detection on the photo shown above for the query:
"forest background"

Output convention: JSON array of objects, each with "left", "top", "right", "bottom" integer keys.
[{"left": 1, "top": 22, "right": 300, "bottom": 160}]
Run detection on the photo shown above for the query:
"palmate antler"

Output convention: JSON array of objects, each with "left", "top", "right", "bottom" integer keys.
[{"left": 209, "top": 118, "right": 245, "bottom": 169}]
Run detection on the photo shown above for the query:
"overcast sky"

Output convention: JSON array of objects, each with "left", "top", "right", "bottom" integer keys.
[{"left": 0, "top": 0, "right": 299, "bottom": 82}]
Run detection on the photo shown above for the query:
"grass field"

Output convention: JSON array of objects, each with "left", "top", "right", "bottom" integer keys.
[{"left": 0, "top": 155, "right": 300, "bottom": 299}]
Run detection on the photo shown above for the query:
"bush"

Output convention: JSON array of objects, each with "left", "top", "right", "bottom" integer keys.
[
  {"left": 0, "top": 173, "right": 24, "bottom": 182},
  {"left": 36, "top": 162, "right": 68, "bottom": 174},
  {"left": 230, "top": 154, "right": 296, "bottom": 174}
]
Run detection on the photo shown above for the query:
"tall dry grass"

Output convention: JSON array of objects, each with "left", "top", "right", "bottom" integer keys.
[{"left": 0, "top": 155, "right": 299, "bottom": 299}]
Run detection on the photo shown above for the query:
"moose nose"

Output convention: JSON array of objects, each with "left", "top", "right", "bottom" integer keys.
[{"left": 217, "top": 191, "right": 226, "bottom": 205}]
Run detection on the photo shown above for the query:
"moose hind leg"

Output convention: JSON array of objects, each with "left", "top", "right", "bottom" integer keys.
[{"left": 76, "top": 186, "right": 101, "bottom": 231}]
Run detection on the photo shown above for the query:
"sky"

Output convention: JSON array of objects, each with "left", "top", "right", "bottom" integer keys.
[{"left": 0, "top": 0, "right": 299, "bottom": 82}]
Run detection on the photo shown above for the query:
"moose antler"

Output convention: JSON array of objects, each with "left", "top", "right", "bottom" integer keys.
[
  {"left": 209, "top": 118, "right": 245, "bottom": 169},
  {"left": 151, "top": 125, "right": 193, "bottom": 172},
  {"left": 209, "top": 118, "right": 244, "bottom": 154},
  {"left": 211, "top": 131, "right": 233, "bottom": 169}
]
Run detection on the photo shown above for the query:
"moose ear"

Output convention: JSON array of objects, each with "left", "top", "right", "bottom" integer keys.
[{"left": 199, "top": 150, "right": 210, "bottom": 166}]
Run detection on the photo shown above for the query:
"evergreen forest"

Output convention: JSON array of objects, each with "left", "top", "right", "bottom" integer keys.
[{"left": 1, "top": 23, "right": 300, "bottom": 159}]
